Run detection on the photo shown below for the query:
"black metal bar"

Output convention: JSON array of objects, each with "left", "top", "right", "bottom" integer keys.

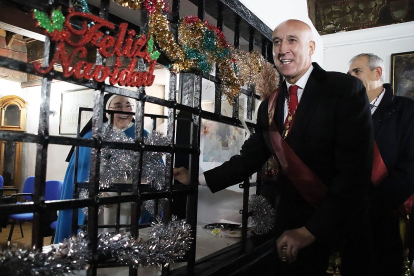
[
  {"left": 261, "top": 35, "right": 268, "bottom": 59},
  {"left": 86, "top": 1, "right": 110, "bottom": 275},
  {"left": 186, "top": 74, "right": 202, "bottom": 274},
  {"left": 241, "top": 178, "right": 250, "bottom": 252},
  {"left": 198, "top": 0, "right": 205, "bottom": 21},
  {"left": 31, "top": 0, "right": 57, "bottom": 247},
  {"left": 0, "top": 0, "right": 275, "bottom": 274},
  {"left": 217, "top": 1, "right": 224, "bottom": 31},
  {"left": 234, "top": 15, "right": 240, "bottom": 48}
]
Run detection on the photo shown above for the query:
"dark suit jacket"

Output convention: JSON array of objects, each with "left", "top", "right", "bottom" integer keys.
[
  {"left": 205, "top": 63, "right": 374, "bottom": 274},
  {"left": 371, "top": 83, "right": 414, "bottom": 210},
  {"left": 369, "top": 83, "right": 414, "bottom": 275}
]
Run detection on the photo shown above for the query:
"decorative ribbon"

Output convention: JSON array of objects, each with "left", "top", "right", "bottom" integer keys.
[
  {"left": 268, "top": 88, "right": 327, "bottom": 208},
  {"left": 371, "top": 141, "right": 414, "bottom": 215}
]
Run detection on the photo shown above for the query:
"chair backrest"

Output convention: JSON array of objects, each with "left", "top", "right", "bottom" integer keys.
[
  {"left": 45, "top": 180, "right": 63, "bottom": 201},
  {"left": 22, "top": 176, "right": 35, "bottom": 201},
  {"left": 0, "top": 175, "right": 3, "bottom": 188}
]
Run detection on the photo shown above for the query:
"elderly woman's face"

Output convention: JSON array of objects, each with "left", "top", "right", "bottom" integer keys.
[{"left": 107, "top": 95, "right": 134, "bottom": 129}]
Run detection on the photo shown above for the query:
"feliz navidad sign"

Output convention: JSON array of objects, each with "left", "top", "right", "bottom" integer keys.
[{"left": 32, "top": 8, "right": 160, "bottom": 87}]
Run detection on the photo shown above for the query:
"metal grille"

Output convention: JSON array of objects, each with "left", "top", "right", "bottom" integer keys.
[{"left": 0, "top": 0, "right": 274, "bottom": 275}]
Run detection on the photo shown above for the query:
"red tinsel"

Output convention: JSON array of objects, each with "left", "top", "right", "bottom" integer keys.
[{"left": 204, "top": 21, "right": 228, "bottom": 48}]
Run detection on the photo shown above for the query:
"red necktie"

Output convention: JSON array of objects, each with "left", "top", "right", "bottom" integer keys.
[
  {"left": 283, "top": 85, "right": 299, "bottom": 136},
  {"left": 288, "top": 85, "right": 299, "bottom": 115}
]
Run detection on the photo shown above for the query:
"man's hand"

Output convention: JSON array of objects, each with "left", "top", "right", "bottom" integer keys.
[
  {"left": 276, "top": 227, "right": 315, "bottom": 263},
  {"left": 173, "top": 167, "right": 190, "bottom": 185}
]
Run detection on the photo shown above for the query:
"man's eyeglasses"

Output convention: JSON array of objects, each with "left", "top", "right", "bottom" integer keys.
[{"left": 108, "top": 103, "right": 134, "bottom": 111}]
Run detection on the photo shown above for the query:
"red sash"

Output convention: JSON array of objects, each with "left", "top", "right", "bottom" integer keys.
[
  {"left": 371, "top": 142, "right": 388, "bottom": 185},
  {"left": 268, "top": 88, "right": 327, "bottom": 208},
  {"left": 372, "top": 141, "right": 414, "bottom": 215}
]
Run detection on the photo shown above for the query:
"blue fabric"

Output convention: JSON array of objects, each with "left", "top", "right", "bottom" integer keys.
[{"left": 55, "top": 125, "right": 151, "bottom": 243}]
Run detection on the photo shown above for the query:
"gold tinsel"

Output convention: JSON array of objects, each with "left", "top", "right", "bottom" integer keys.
[
  {"left": 218, "top": 60, "right": 241, "bottom": 105},
  {"left": 112, "top": 0, "right": 276, "bottom": 105},
  {"left": 232, "top": 48, "right": 263, "bottom": 86},
  {"left": 178, "top": 18, "right": 205, "bottom": 50},
  {"left": 147, "top": 1, "right": 186, "bottom": 68},
  {"left": 113, "top": 0, "right": 143, "bottom": 9},
  {"left": 256, "top": 60, "right": 280, "bottom": 100}
]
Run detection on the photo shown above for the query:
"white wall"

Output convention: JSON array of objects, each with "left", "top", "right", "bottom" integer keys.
[
  {"left": 0, "top": 78, "right": 84, "bottom": 187},
  {"left": 0, "top": 68, "right": 169, "bottom": 190},
  {"left": 240, "top": 0, "right": 324, "bottom": 66},
  {"left": 322, "top": 21, "right": 414, "bottom": 82}
]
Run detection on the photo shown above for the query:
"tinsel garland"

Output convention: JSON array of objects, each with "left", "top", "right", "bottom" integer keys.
[
  {"left": 110, "top": 0, "right": 278, "bottom": 105},
  {"left": 144, "top": 198, "right": 168, "bottom": 216},
  {"left": 145, "top": 0, "right": 187, "bottom": 67},
  {"left": 232, "top": 48, "right": 263, "bottom": 86},
  {"left": 255, "top": 60, "right": 280, "bottom": 100},
  {"left": 178, "top": 16, "right": 241, "bottom": 104},
  {"left": 72, "top": 0, "right": 91, "bottom": 13},
  {"left": 0, "top": 232, "right": 90, "bottom": 276},
  {"left": 99, "top": 125, "right": 170, "bottom": 190},
  {"left": 0, "top": 219, "right": 192, "bottom": 274},
  {"left": 97, "top": 218, "right": 192, "bottom": 266},
  {"left": 248, "top": 194, "right": 276, "bottom": 235}
]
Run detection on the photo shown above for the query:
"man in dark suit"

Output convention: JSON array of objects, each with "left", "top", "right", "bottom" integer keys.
[
  {"left": 175, "top": 19, "right": 374, "bottom": 276},
  {"left": 349, "top": 53, "right": 414, "bottom": 276}
]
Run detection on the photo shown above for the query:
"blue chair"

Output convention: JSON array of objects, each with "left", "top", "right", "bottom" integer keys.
[
  {"left": 50, "top": 220, "right": 57, "bottom": 243},
  {"left": 8, "top": 178, "right": 63, "bottom": 244}
]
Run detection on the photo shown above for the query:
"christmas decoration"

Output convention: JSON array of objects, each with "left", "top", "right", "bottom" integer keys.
[
  {"left": 97, "top": 218, "right": 192, "bottom": 266},
  {"left": 0, "top": 218, "right": 192, "bottom": 274},
  {"left": 33, "top": 8, "right": 65, "bottom": 33},
  {"left": 33, "top": 3, "right": 278, "bottom": 104},
  {"left": 32, "top": 8, "right": 159, "bottom": 88},
  {"left": 72, "top": 0, "right": 92, "bottom": 13},
  {"left": 0, "top": 231, "right": 90, "bottom": 276},
  {"left": 144, "top": 198, "right": 168, "bottom": 216},
  {"left": 255, "top": 60, "right": 280, "bottom": 100},
  {"left": 177, "top": 16, "right": 241, "bottom": 104},
  {"left": 248, "top": 194, "right": 276, "bottom": 235},
  {"left": 99, "top": 126, "right": 169, "bottom": 190}
]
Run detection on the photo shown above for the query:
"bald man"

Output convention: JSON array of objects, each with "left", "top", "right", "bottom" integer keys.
[{"left": 175, "top": 19, "right": 374, "bottom": 276}]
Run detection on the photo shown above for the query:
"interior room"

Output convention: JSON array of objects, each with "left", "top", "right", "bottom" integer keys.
[{"left": 0, "top": 0, "right": 413, "bottom": 275}]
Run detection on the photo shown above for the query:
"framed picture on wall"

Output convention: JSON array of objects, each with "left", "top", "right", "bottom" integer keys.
[
  {"left": 391, "top": 51, "right": 414, "bottom": 98},
  {"left": 59, "top": 89, "right": 96, "bottom": 135}
]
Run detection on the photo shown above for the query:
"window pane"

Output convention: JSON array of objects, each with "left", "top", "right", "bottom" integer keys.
[{"left": 4, "top": 105, "right": 20, "bottom": 126}]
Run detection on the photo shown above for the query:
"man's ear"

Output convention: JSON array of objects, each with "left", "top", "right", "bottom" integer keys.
[
  {"left": 309, "top": 40, "right": 316, "bottom": 56},
  {"left": 374, "top": 66, "right": 383, "bottom": 81}
]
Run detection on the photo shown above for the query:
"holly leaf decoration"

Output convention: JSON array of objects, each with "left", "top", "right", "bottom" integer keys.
[
  {"left": 147, "top": 35, "right": 161, "bottom": 60},
  {"left": 33, "top": 9, "right": 65, "bottom": 33}
]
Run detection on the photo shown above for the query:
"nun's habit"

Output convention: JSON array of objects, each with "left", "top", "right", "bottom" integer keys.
[{"left": 55, "top": 94, "right": 151, "bottom": 243}]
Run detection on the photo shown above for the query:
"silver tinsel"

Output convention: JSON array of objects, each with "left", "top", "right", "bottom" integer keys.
[
  {"left": 96, "top": 217, "right": 192, "bottom": 267},
  {"left": 99, "top": 125, "right": 138, "bottom": 189},
  {"left": 99, "top": 126, "right": 170, "bottom": 190},
  {"left": 143, "top": 198, "right": 168, "bottom": 216},
  {"left": 142, "top": 131, "right": 171, "bottom": 190},
  {"left": 248, "top": 194, "right": 276, "bottom": 235},
  {"left": 0, "top": 219, "right": 192, "bottom": 273},
  {"left": 79, "top": 189, "right": 104, "bottom": 216},
  {"left": 0, "top": 231, "right": 90, "bottom": 276}
]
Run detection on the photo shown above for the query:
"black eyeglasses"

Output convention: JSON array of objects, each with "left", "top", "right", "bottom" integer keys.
[{"left": 108, "top": 103, "right": 134, "bottom": 111}]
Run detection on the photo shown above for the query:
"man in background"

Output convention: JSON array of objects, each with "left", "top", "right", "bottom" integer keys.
[{"left": 349, "top": 53, "right": 414, "bottom": 276}]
